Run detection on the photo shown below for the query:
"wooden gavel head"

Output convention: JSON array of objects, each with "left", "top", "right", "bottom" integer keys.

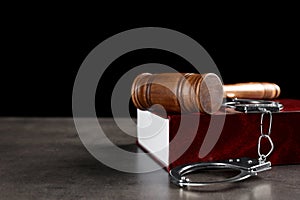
[{"left": 131, "top": 72, "right": 224, "bottom": 114}]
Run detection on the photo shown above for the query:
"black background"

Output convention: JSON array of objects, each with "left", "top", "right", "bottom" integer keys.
[{"left": 1, "top": 9, "right": 299, "bottom": 117}]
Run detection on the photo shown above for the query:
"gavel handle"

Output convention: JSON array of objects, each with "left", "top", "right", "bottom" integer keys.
[{"left": 223, "top": 82, "right": 281, "bottom": 99}]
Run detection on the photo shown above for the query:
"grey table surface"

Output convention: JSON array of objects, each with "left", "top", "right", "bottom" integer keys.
[{"left": 0, "top": 117, "right": 299, "bottom": 200}]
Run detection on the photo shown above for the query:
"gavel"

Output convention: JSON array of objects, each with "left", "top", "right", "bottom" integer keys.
[{"left": 131, "top": 73, "right": 281, "bottom": 114}]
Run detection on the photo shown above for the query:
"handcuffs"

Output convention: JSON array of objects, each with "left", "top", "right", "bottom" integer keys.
[{"left": 169, "top": 98, "right": 283, "bottom": 188}]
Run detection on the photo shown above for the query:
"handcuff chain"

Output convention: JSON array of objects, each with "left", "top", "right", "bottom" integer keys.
[{"left": 258, "top": 108, "right": 274, "bottom": 164}]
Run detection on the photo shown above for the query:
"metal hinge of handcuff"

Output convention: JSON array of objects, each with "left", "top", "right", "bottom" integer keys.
[{"left": 169, "top": 98, "right": 283, "bottom": 188}]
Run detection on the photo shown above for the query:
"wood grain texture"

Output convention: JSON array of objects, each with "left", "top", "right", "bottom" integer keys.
[
  {"left": 223, "top": 82, "right": 281, "bottom": 99},
  {"left": 131, "top": 73, "right": 224, "bottom": 114}
]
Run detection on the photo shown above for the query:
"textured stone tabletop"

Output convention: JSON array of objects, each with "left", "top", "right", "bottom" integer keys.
[{"left": 0, "top": 118, "right": 299, "bottom": 199}]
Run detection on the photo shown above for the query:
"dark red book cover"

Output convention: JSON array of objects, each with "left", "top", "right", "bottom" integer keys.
[{"left": 137, "top": 99, "right": 300, "bottom": 171}]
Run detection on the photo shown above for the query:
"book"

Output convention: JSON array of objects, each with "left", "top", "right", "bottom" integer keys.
[{"left": 137, "top": 99, "right": 300, "bottom": 171}]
